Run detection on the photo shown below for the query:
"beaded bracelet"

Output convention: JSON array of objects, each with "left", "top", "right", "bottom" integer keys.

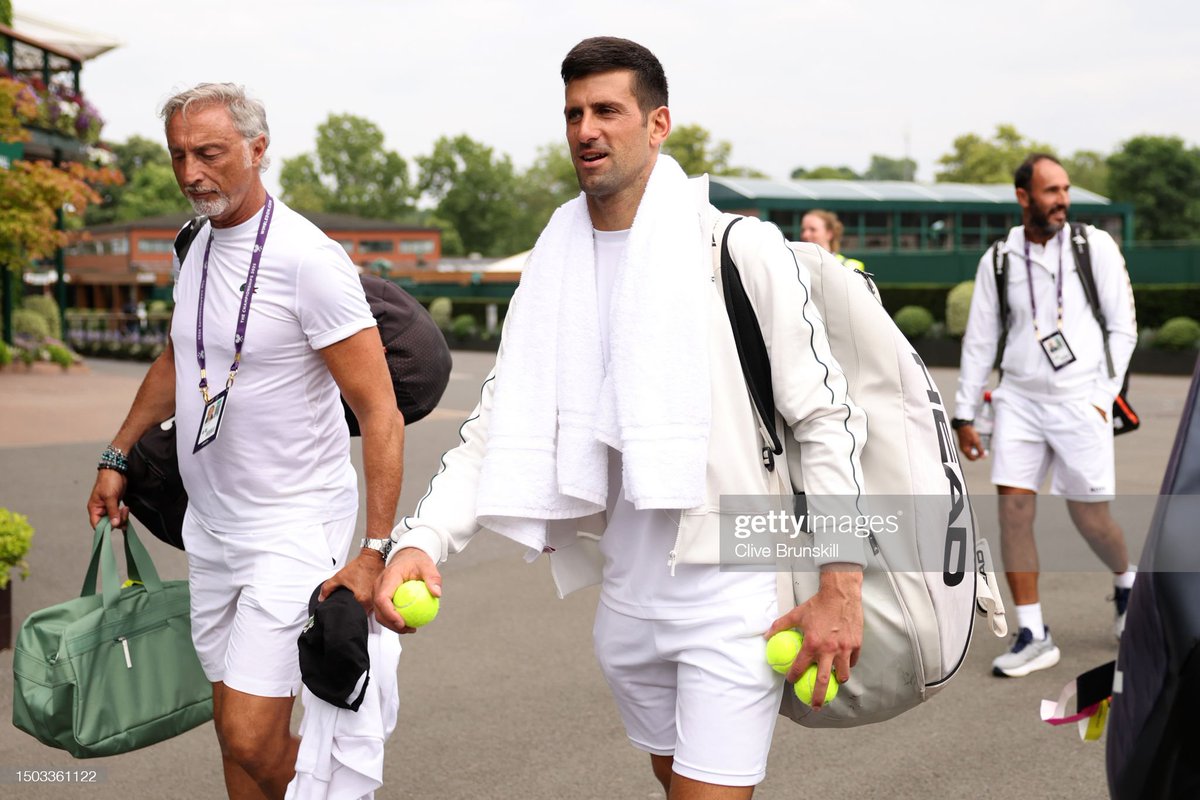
[{"left": 98, "top": 444, "right": 129, "bottom": 475}]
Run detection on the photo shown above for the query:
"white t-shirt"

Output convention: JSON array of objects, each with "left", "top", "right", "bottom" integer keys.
[
  {"left": 592, "top": 228, "right": 777, "bottom": 619},
  {"left": 171, "top": 199, "right": 376, "bottom": 532}
]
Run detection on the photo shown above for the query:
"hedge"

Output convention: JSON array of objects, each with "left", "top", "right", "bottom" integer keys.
[{"left": 876, "top": 283, "right": 1200, "bottom": 331}]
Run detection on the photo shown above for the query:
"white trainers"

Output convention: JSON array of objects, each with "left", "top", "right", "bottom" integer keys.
[{"left": 991, "top": 626, "right": 1061, "bottom": 678}]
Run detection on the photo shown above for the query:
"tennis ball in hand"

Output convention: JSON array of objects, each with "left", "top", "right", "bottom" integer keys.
[
  {"left": 766, "top": 630, "right": 803, "bottom": 674},
  {"left": 794, "top": 665, "right": 839, "bottom": 706},
  {"left": 391, "top": 580, "right": 439, "bottom": 627}
]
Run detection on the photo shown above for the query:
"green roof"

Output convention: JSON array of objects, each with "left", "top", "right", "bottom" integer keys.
[{"left": 709, "top": 177, "right": 1116, "bottom": 209}]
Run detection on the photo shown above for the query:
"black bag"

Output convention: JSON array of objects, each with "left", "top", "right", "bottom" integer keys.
[
  {"left": 344, "top": 273, "right": 451, "bottom": 431},
  {"left": 992, "top": 223, "right": 1138, "bottom": 434},
  {"left": 1105, "top": 358, "right": 1200, "bottom": 797},
  {"left": 125, "top": 419, "right": 187, "bottom": 550}
]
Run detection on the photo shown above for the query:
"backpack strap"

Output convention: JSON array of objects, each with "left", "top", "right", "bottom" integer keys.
[
  {"left": 715, "top": 215, "right": 784, "bottom": 471},
  {"left": 173, "top": 216, "right": 209, "bottom": 266},
  {"left": 991, "top": 238, "right": 1011, "bottom": 365},
  {"left": 1069, "top": 223, "right": 1117, "bottom": 380}
]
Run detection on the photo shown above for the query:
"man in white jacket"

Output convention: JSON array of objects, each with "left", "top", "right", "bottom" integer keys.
[
  {"left": 952, "top": 153, "right": 1138, "bottom": 678},
  {"left": 374, "top": 37, "right": 868, "bottom": 798}
]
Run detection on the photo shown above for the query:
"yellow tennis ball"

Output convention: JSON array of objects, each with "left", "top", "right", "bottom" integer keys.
[
  {"left": 794, "top": 665, "right": 839, "bottom": 706},
  {"left": 392, "top": 580, "right": 439, "bottom": 627},
  {"left": 766, "top": 630, "right": 803, "bottom": 674}
]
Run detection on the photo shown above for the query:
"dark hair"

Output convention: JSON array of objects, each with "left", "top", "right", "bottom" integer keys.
[
  {"left": 561, "top": 36, "right": 668, "bottom": 116},
  {"left": 1014, "top": 152, "right": 1063, "bottom": 192}
]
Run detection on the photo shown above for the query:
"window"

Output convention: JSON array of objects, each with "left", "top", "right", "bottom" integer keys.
[
  {"left": 360, "top": 240, "right": 394, "bottom": 253},
  {"left": 336, "top": 240, "right": 355, "bottom": 254},
  {"left": 137, "top": 238, "right": 174, "bottom": 254},
  {"left": 399, "top": 239, "right": 436, "bottom": 255}
]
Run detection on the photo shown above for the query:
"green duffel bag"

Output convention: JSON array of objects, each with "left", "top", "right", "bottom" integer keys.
[{"left": 12, "top": 517, "right": 212, "bottom": 758}]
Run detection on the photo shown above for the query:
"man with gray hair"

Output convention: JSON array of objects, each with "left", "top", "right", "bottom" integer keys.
[{"left": 87, "top": 83, "right": 405, "bottom": 799}]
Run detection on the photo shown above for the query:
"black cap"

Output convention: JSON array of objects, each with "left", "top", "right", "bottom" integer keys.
[{"left": 297, "top": 586, "right": 370, "bottom": 711}]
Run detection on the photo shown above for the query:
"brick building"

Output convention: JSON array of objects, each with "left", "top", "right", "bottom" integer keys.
[{"left": 66, "top": 211, "right": 443, "bottom": 310}]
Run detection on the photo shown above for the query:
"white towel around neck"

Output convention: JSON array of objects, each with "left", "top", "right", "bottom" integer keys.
[{"left": 475, "top": 154, "right": 711, "bottom": 552}]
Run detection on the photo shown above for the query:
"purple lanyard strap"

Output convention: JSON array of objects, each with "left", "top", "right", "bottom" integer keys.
[
  {"left": 195, "top": 195, "right": 274, "bottom": 402},
  {"left": 1023, "top": 228, "right": 1065, "bottom": 338}
]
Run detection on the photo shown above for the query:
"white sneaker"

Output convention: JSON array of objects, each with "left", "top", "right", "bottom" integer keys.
[{"left": 991, "top": 626, "right": 1061, "bottom": 678}]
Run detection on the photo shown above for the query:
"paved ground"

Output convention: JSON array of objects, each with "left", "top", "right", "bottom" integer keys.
[{"left": 0, "top": 354, "right": 1191, "bottom": 799}]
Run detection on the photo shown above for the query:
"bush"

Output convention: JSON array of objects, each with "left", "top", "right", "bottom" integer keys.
[
  {"left": 22, "top": 295, "right": 62, "bottom": 339},
  {"left": 12, "top": 308, "right": 49, "bottom": 340},
  {"left": 46, "top": 343, "right": 74, "bottom": 369},
  {"left": 0, "top": 507, "right": 35, "bottom": 589},
  {"left": 429, "top": 297, "right": 453, "bottom": 331},
  {"left": 893, "top": 306, "right": 935, "bottom": 340},
  {"left": 945, "top": 281, "right": 974, "bottom": 337},
  {"left": 148, "top": 299, "right": 170, "bottom": 314},
  {"left": 1154, "top": 317, "right": 1200, "bottom": 351},
  {"left": 450, "top": 313, "right": 479, "bottom": 338},
  {"left": 0, "top": 339, "right": 12, "bottom": 368}
]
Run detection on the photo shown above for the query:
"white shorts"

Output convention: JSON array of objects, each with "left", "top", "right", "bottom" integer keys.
[
  {"left": 182, "top": 512, "right": 357, "bottom": 697},
  {"left": 592, "top": 597, "right": 783, "bottom": 787},
  {"left": 991, "top": 391, "right": 1115, "bottom": 501}
]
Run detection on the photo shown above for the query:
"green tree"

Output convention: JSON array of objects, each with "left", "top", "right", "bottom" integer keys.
[
  {"left": 86, "top": 135, "right": 182, "bottom": 224},
  {"left": 510, "top": 143, "right": 580, "bottom": 250},
  {"left": 418, "top": 134, "right": 522, "bottom": 257},
  {"left": 280, "top": 113, "right": 415, "bottom": 220},
  {"left": 1107, "top": 135, "right": 1200, "bottom": 241},
  {"left": 1061, "top": 150, "right": 1109, "bottom": 195},
  {"left": 863, "top": 154, "right": 917, "bottom": 181},
  {"left": 664, "top": 124, "right": 765, "bottom": 177},
  {"left": 0, "top": 0, "right": 12, "bottom": 27},
  {"left": 791, "top": 165, "right": 860, "bottom": 180},
  {"left": 935, "top": 124, "right": 1055, "bottom": 183},
  {"left": 115, "top": 162, "right": 190, "bottom": 221}
]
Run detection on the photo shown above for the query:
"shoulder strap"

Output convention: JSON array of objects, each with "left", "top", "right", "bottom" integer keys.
[
  {"left": 717, "top": 216, "right": 784, "bottom": 470},
  {"left": 1070, "top": 223, "right": 1116, "bottom": 380},
  {"left": 991, "top": 239, "right": 1010, "bottom": 371},
  {"left": 173, "top": 216, "right": 209, "bottom": 266}
]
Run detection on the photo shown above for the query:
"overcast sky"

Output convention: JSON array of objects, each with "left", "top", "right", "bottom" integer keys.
[{"left": 27, "top": 0, "right": 1200, "bottom": 194}]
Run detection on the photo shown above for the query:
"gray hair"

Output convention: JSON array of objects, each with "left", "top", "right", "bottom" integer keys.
[{"left": 160, "top": 83, "right": 271, "bottom": 172}]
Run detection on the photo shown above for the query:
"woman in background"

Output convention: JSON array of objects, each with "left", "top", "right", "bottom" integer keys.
[{"left": 800, "top": 209, "right": 865, "bottom": 272}]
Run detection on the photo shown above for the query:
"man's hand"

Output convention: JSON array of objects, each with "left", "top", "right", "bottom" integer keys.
[
  {"left": 321, "top": 550, "right": 386, "bottom": 613},
  {"left": 955, "top": 424, "right": 985, "bottom": 461},
  {"left": 374, "top": 547, "right": 442, "bottom": 634},
  {"left": 765, "top": 566, "right": 863, "bottom": 710},
  {"left": 88, "top": 469, "right": 129, "bottom": 528}
]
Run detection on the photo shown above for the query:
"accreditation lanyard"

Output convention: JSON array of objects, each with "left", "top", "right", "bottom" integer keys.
[
  {"left": 195, "top": 195, "right": 274, "bottom": 403},
  {"left": 1023, "top": 228, "right": 1065, "bottom": 339},
  {"left": 1024, "top": 229, "right": 1076, "bottom": 371}
]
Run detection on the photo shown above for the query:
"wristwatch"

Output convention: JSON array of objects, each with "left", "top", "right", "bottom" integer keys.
[
  {"left": 949, "top": 418, "right": 974, "bottom": 430},
  {"left": 360, "top": 536, "right": 393, "bottom": 561}
]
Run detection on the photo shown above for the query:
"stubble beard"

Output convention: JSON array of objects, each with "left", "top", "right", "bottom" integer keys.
[
  {"left": 1029, "top": 198, "right": 1068, "bottom": 238},
  {"left": 186, "top": 190, "right": 232, "bottom": 219}
]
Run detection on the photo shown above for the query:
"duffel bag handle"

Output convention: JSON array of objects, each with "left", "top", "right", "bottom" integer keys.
[{"left": 80, "top": 518, "right": 165, "bottom": 608}]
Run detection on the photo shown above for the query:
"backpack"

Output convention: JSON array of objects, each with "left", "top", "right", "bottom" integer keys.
[
  {"left": 121, "top": 217, "right": 452, "bottom": 550},
  {"left": 991, "top": 224, "right": 1139, "bottom": 434},
  {"left": 714, "top": 213, "right": 1007, "bottom": 728}
]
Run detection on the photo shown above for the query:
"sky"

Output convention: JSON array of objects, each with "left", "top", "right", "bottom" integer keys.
[{"left": 24, "top": 0, "right": 1200, "bottom": 195}]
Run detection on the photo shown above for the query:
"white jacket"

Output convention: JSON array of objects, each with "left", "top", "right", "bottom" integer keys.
[
  {"left": 955, "top": 224, "right": 1137, "bottom": 420},
  {"left": 391, "top": 193, "right": 868, "bottom": 598}
]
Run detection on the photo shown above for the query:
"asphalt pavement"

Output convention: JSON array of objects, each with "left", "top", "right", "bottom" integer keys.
[{"left": 0, "top": 353, "right": 1191, "bottom": 799}]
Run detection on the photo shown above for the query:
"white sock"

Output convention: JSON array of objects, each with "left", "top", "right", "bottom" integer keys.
[
  {"left": 1015, "top": 603, "right": 1046, "bottom": 639},
  {"left": 1115, "top": 567, "right": 1137, "bottom": 590}
]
